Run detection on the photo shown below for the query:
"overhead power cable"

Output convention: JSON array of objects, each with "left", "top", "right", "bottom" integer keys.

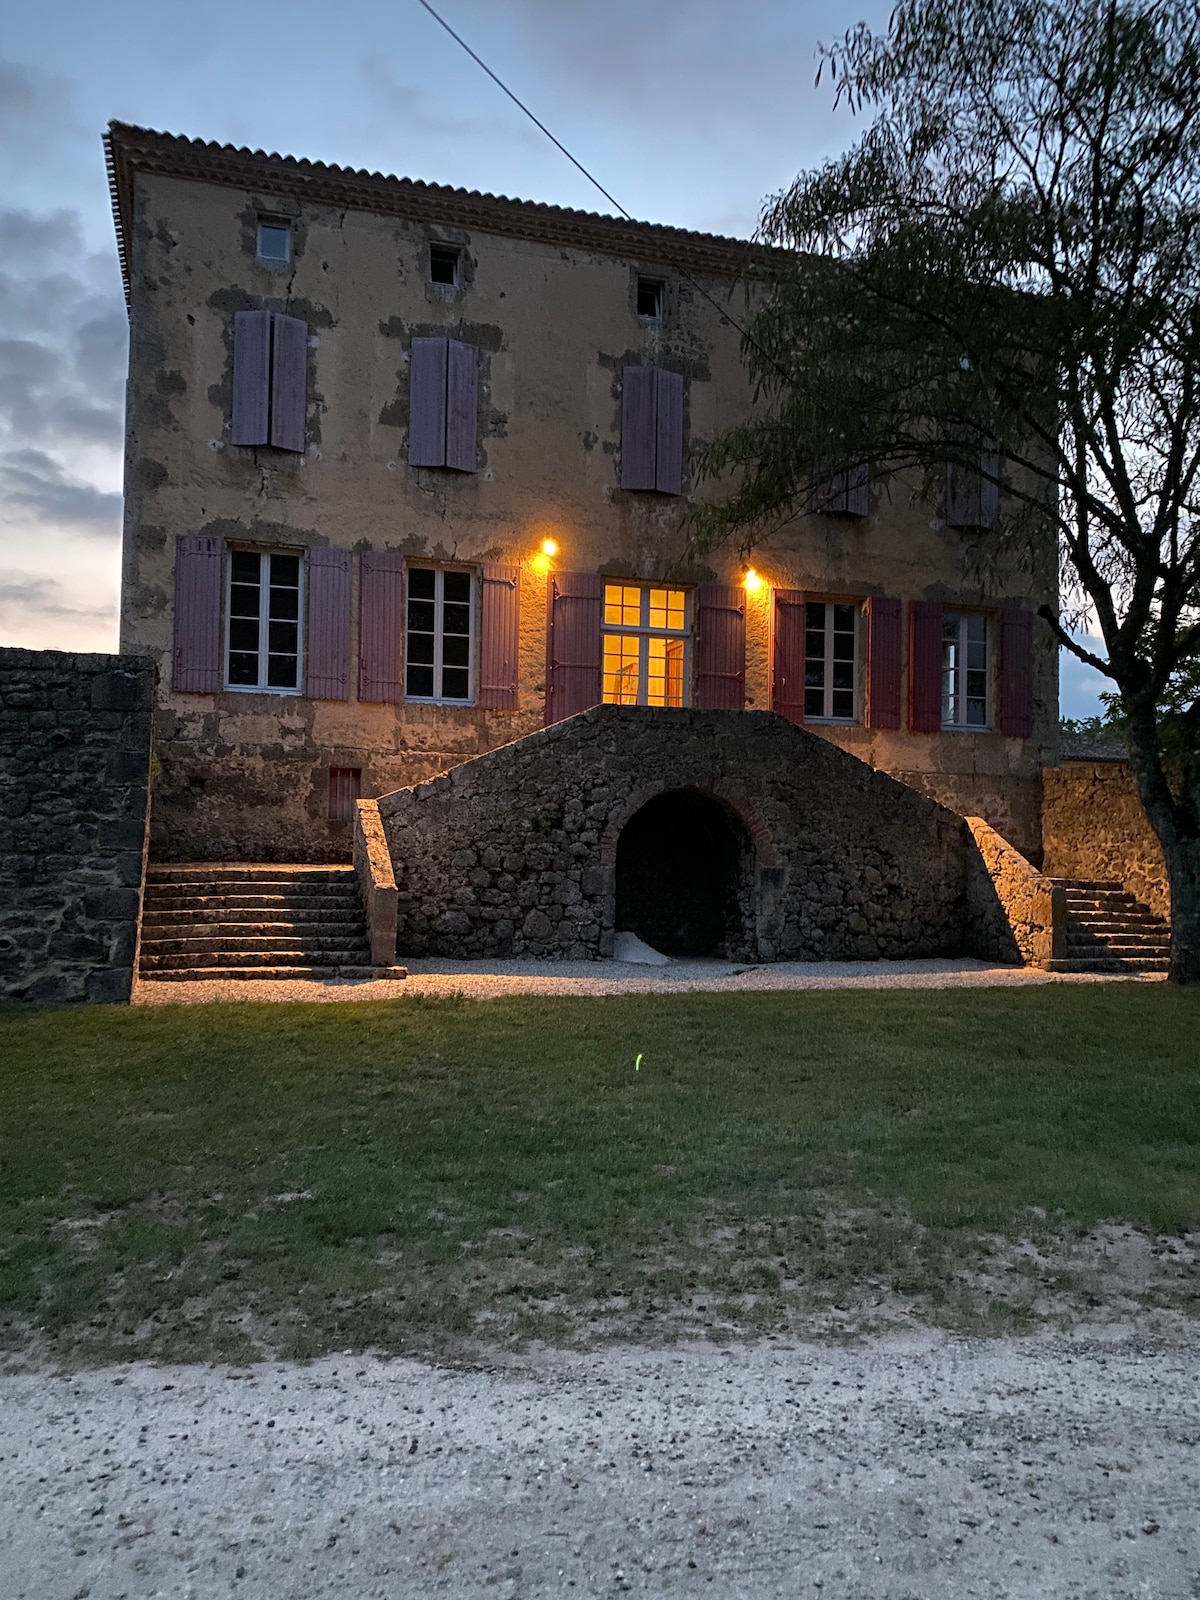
[{"left": 411, "top": 0, "right": 794, "bottom": 388}]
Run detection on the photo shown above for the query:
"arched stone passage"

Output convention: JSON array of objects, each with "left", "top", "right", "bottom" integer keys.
[{"left": 615, "top": 788, "right": 753, "bottom": 957}]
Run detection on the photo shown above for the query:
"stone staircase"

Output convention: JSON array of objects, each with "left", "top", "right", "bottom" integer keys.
[
  {"left": 138, "top": 864, "right": 406, "bottom": 982},
  {"left": 1045, "top": 879, "right": 1171, "bottom": 975}
]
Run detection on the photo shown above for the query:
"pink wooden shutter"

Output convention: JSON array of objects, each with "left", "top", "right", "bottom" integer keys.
[
  {"left": 478, "top": 563, "right": 520, "bottom": 710},
  {"left": 358, "top": 550, "right": 405, "bottom": 703},
  {"left": 445, "top": 339, "right": 478, "bottom": 472},
  {"left": 654, "top": 368, "right": 684, "bottom": 495},
  {"left": 979, "top": 447, "right": 1001, "bottom": 529},
  {"left": 866, "top": 595, "right": 902, "bottom": 729},
  {"left": 945, "top": 460, "right": 980, "bottom": 528},
  {"left": 304, "top": 546, "right": 351, "bottom": 700},
  {"left": 408, "top": 338, "right": 448, "bottom": 467},
  {"left": 545, "top": 572, "right": 602, "bottom": 725},
  {"left": 695, "top": 584, "right": 746, "bottom": 710},
  {"left": 231, "top": 310, "right": 271, "bottom": 446},
  {"left": 998, "top": 606, "right": 1034, "bottom": 736},
  {"left": 620, "top": 366, "right": 657, "bottom": 490},
  {"left": 172, "top": 534, "right": 224, "bottom": 693},
  {"left": 771, "top": 589, "right": 806, "bottom": 725},
  {"left": 908, "top": 599, "right": 944, "bottom": 733},
  {"left": 269, "top": 313, "right": 308, "bottom": 452}
]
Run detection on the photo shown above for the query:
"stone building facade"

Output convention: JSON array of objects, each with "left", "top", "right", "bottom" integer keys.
[
  {"left": 108, "top": 123, "right": 1058, "bottom": 873},
  {"left": 0, "top": 649, "right": 153, "bottom": 1003}
]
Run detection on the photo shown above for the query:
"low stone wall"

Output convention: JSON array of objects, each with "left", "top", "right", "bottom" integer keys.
[
  {"left": 965, "top": 816, "right": 1064, "bottom": 967},
  {"left": 1043, "top": 758, "right": 1170, "bottom": 920},
  {"left": 377, "top": 705, "right": 969, "bottom": 963},
  {"left": 353, "top": 798, "right": 398, "bottom": 965},
  {"left": 0, "top": 648, "right": 153, "bottom": 1004}
]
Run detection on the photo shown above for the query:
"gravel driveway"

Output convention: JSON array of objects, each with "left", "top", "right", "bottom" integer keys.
[
  {"left": 2, "top": 1323, "right": 1196, "bottom": 1599},
  {"left": 132, "top": 955, "right": 1161, "bottom": 1006}
]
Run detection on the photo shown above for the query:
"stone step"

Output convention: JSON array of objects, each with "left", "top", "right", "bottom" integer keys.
[
  {"left": 140, "top": 965, "right": 408, "bottom": 983},
  {"left": 141, "top": 934, "right": 373, "bottom": 956},
  {"left": 1048, "top": 879, "right": 1125, "bottom": 891},
  {"left": 141, "top": 892, "right": 362, "bottom": 913},
  {"left": 1046, "top": 956, "right": 1170, "bottom": 974},
  {"left": 141, "top": 949, "right": 373, "bottom": 971},
  {"left": 141, "top": 908, "right": 364, "bottom": 928},
  {"left": 1066, "top": 939, "right": 1171, "bottom": 957},
  {"left": 146, "top": 864, "right": 354, "bottom": 884}
]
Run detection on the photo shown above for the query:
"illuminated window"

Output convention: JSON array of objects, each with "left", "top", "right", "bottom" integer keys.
[
  {"left": 804, "top": 600, "right": 860, "bottom": 721},
  {"left": 602, "top": 584, "right": 689, "bottom": 707},
  {"left": 406, "top": 566, "right": 474, "bottom": 702},
  {"left": 942, "top": 611, "right": 989, "bottom": 727}
]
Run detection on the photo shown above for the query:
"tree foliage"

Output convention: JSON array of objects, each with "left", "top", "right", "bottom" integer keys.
[{"left": 695, "top": 0, "right": 1200, "bottom": 978}]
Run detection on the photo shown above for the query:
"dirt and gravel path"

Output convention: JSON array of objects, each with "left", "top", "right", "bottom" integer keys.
[
  {"left": 2, "top": 1323, "right": 1197, "bottom": 1599},
  {"left": 132, "top": 955, "right": 1163, "bottom": 1006}
]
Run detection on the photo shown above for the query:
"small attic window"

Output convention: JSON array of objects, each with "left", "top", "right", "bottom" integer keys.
[
  {"left": 256, "top": 221, "right": 291, "bottom": 264},
  {"left": 637, "top": 276, "right": 664, "bottom": 321},
  {"left": 429, "top": 244, "right": 461, "bottom": 286}
]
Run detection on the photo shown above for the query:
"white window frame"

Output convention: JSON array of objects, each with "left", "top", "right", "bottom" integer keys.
[
  {"left": 223, "top": 547, "right": 305, "bottom": 695},
  {"left": 404, "top": 564, "right": 477, "bottom": 705},
  {"left": 256, "top": 220, "right": 292, "bottom": 265},
  {"left": 941, "top": 609, "right": 991, "bottom": 730},
  {"left": 802, "top": 598, "right": 862, "bottom": 723},
  {"left": 428, "top": 243, "right": 461, "bottom": 287},
  {"left": 602, "top": 583, "right": 692, "bottom": 708}
]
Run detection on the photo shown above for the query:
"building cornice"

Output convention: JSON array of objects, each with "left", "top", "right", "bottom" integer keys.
[{"left": 105, "top": 121, "right": 775, "bottom": 311}]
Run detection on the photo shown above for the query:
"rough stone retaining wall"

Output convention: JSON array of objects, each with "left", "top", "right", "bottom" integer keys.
[
  {"left": 1042, "top": 758, "right": 1170, "bottom": 920},
  {"left": 0, "top": 648, "right": 153, "bottom": 1004},
  {"left": 377, "top": 705, "right": 969, "bottom": 962},
  {"left": 965, "top": 816, "right": 1064, "bottom": 967}
]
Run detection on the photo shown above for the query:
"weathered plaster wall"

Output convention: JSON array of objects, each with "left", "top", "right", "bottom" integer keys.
[
  {"left": 0, "top": 649, "right": 152, "bottom": 1004},
  {"left": 1043, "top": 759, "right": 1170, "bottom": 920},
  {"left": 120, "top": 161, "right": 1057, "bottom": 863},
  {"left": 378, "top": 705, "right": 969, "bottom": 963}
]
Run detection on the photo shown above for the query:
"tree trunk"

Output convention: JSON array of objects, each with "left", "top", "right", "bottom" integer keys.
[{"left": 1122, "top": 707, "right": 1200, "bottom": 986}]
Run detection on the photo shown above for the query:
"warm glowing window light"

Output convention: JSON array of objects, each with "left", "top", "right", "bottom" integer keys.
[{"left": 601, "top": 583, "right": 688, "bottom": 707}]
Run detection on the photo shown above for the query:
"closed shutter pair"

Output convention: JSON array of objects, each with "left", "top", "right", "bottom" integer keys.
[
  {"left": 171, "top": 536, "right": 519, "bottom": 708},
  {"left": 908, "top": 601, "right": 1033, "bottom": 735},
  {"left": 231, "top": 310, "right": 308, "bottom": 452},
  {"left": 545, "top": 577, "right": 744, "bottom": 725},
  {"left": 620, "top": 367, "right": 684, "bottom": 494},
  {"left": 772, "top": 593, "right": 902, "bottom": 729}
]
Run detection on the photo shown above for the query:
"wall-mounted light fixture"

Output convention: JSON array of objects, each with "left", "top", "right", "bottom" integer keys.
[{"left": 743, "top": 568, "right": 765, "bottom": 595}]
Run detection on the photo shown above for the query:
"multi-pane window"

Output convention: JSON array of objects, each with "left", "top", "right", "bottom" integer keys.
[
  {"left": 226, "top": 549, "right": 301, "bottom": 691},
  {"left": 602, "top": 584, "right": 689, "bottom": 707},
  {"left": 406, "top": 566, "right": 473, "bottom": 701},
  {"left": 942, "top": 611, "right": 988, "bottom": 727},
  {"left": 804, "top": 600, "right": 859, "bottom": 720}
]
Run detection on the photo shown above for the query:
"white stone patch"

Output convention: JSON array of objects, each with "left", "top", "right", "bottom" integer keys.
[{"left": 612, "top": 931, "right": 671, "bottom": 965}]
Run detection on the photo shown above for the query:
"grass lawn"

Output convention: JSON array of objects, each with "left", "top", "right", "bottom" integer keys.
[{"left": 1, "top": 984, "right": 1198, "bottom": 1366}]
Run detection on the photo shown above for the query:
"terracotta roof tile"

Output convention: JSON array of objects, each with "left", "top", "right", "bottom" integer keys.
[{"left": 105, "top": 121, "right": 774, "bottom": 309}]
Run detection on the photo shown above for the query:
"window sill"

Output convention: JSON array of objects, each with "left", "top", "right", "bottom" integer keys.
[
  {"left": 805, "top": 716, "right": 860, "bottom": 727},
  {"left": 404, "top": 696, "right": 476, "bottom": 708},
  {"left": 940, "top": 722, "right": 992, "bottom": 733},
  {"left": 223, "top": 684, "right": 303, "bottom": 696}
]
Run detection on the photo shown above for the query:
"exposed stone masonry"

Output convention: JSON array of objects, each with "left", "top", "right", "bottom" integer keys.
[
  {"left": 378, "top": 705, "right": 970, "bottom": 963},
  {"left": 0, "top": 649, "right": 153, "bottom": 1004},
  {"left": 1043, "top": 755, "right": 1171, "bottom": 921}
]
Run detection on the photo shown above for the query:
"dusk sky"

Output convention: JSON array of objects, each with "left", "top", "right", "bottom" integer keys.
[{"left": 0, "top": 0, "right": 1107, "bottom": 715}]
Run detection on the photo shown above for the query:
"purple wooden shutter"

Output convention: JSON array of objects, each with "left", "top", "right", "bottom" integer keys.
[
  {"left": 620, "top": 366, "right": 657, "bottom": 490},
  {"left": 545, "top": 572, "right": 602, "bottom": 725},
  {"left": 305, "top": 546, "right": 351, "bottom": 700},
  {"left": 945, "top": 459, "right": 981, "bottom": 528},
  {"left": 695, "top": 584, "right": 746, "bottom": 711},
  {"left": 654, "top": 368, "right": 684, "bottom": 495},
  {"left": 478, "top": 563, "right": 520, "bottom": 710},
  {"left": 231, "top": 310, "right": 271, "bottom": 446},
  {"left": 269, "top": 313, "right": 308, "bottom": 452},
  {"left": 445, "top": 339, "right": 478, "bottom": 472},
  {"left": 172, "top": 534, "right": 224, "bottom": 693},
  {"left": 772, "top": 589, "right": 806, "bottom": 725},
  {"left": 408, "top": 338, "right": 448, "bottom": 467},
  {"left": 358, "top": 550, "right": 405, "bottom": 703},
  {"left": 998, "top": 606, "right": 1034, "bottom": 736},
  {"left": 866, "top": 595, "right": 902, "bottom": 729},
  {"left": 979, "top": 447, "right": 1000, "bottom": 529},
  {"left": 843, "top": 460, "right": 869, "bottom": 517},
  {"left": 908, "top": 599, "right": 944, "bottom": 733}
]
